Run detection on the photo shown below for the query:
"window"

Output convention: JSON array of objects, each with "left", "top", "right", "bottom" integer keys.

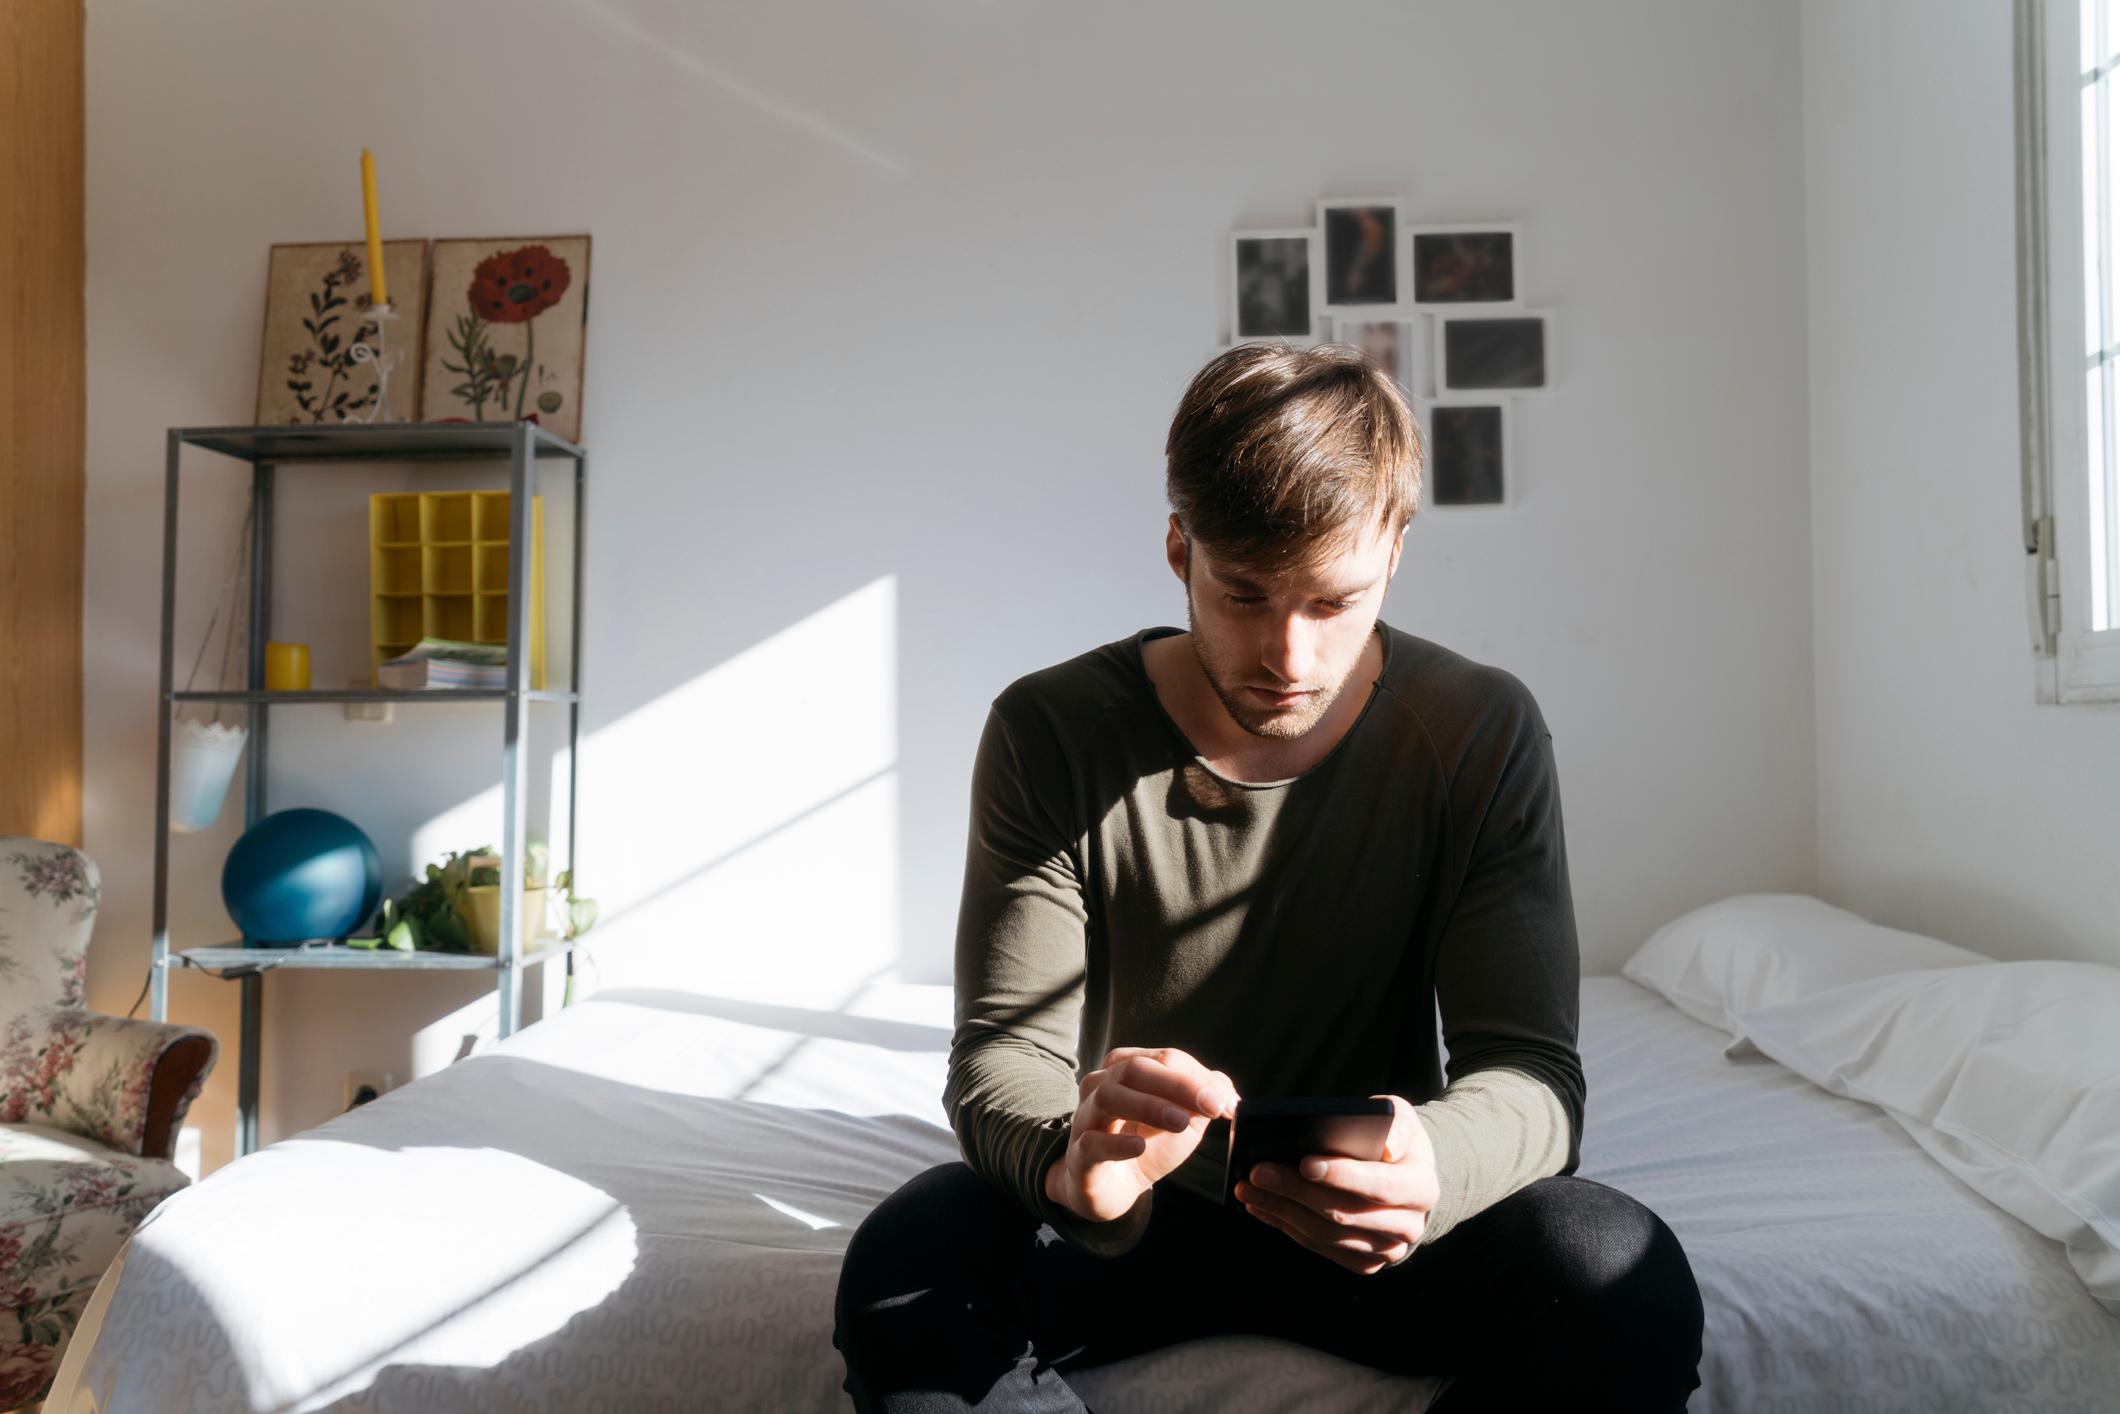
[{"left": 2021, "top": 0, "right": 2120, "bottom": 700}]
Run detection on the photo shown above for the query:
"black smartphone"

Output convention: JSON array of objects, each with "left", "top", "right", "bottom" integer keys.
[{"left": 1221, "top": 1096, "right": 1395, "bottom": 1208}]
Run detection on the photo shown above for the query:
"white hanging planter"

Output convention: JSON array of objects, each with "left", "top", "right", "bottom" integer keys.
[{"left": 169, "top": 717, "right": 248, "bottom": 834}]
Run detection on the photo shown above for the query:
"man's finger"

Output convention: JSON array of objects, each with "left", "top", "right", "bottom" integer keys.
[
  {"left": 1098, "top": 1051, "right": 1238, "bottom": 1119},
  {"left": 1084, "top": 1079, "right": 1208, "bottom": 1134},
  {"left": 1235, "top": 1181, "right": 1412, "bottom": 1254},
  {"left": 1255, "top": 1154, "right": 1422, "bottom": 1214},
  {"left": 1075, "top": 1129, "right": 1148, "bottom": 1162},
  {"left": 1242, "top": 1199, "right": 1391, "bottom": 1274},
  {"left": 1282, "top": 1155, "right": 1409, "bottom": 1206},
  {"left": 1375, "top": 1093, "right": 1422, "bottom": 1165}
]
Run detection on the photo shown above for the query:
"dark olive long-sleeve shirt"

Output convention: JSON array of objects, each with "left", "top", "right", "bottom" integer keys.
[{"left": 942, "top": 620, "right": 1584, "bottom": 1256}]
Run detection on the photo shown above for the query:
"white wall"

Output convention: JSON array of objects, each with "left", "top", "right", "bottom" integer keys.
[
  {"left": 1803, "top": 0, "right": 2120, "bottom": 967},
  {"left": 83, "top": 0, "right": 1817, "bottom": 1175}
]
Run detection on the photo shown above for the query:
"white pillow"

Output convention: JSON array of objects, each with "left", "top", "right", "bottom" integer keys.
[
  {"left": 1736, "top": 961, "right": 2120, "bottom": 1313},
  {"left": 1619, "top": 893, "right": 1987, "bottom": 1037}
]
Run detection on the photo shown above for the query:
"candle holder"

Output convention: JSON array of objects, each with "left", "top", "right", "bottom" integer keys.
[{"left": 344, "top": 298, "right": 405, "bottom": 424}]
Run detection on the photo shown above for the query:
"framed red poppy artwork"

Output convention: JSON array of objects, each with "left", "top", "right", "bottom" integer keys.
[
  {"left": 256, "top": 239, "right": 430, "bottom": 425},
  {"left": 418, "top": 235, "right": 591, "bottom": 444}
]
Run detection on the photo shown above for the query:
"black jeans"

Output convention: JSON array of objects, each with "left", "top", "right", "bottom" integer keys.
[{"left": 833, "top": 1162, "right": 1703, "bottom": 1413}]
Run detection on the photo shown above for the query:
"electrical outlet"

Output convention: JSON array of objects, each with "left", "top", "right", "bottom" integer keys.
[
  {"left": 344, "top": 680, "right": 393, "bottom": 725},
  {"left": 344, "top": 1070, "right": 397, "bottom": 1111}
]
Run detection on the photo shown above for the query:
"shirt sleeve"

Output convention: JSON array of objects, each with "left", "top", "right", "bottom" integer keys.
[
  {"left": 1413, "top": 679, "right": 1585, "bottom": 1247},
  {"left": 1407, "top": 1067, "right": 1572, "bottom": 1249},
  {"left": 940, "top": 701, "right": 1153, "bottom": 1257}
]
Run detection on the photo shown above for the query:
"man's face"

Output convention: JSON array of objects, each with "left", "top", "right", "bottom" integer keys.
[{"left": 1168, "top": 517, "right": 1402, "bottom": 743}]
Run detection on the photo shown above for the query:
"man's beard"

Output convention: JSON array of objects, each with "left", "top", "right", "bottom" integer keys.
[{"left": 1182, "top": 580, "right": 1349, "bottom": 743}]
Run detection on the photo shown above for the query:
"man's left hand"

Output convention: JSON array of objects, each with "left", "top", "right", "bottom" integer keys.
[{"left": 1232, "top": 1094, "right": 1438, "bottom": 1275}]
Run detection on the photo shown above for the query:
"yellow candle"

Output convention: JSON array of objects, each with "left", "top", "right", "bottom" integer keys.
[
  {"left": 263, "top": 641, "right": 311, "bottom": 693},
  {"left": 360, "top": 148, "right": 388, "bottom": 307}
]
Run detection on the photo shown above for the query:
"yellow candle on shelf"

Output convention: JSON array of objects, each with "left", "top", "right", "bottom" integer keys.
[
  {"left": 360, "top": 148, "right": 388, "bottom": 307},
  {"left": 264, "top": 641, "right": 311, "bottom": 693}
]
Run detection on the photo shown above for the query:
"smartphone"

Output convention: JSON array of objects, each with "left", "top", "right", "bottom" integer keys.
[{"left": 1222, "top": 1096, "right": 1394, "bottom": 1208}]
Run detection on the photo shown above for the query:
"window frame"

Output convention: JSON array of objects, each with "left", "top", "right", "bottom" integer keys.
[{"left": 2020, "top": 0, "right": 2120, "bottom": 702}]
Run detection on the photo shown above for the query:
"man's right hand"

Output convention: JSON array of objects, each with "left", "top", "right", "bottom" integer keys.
[{"left": 1045, "top": 1046, "right": 1239, "bottom": 1224}]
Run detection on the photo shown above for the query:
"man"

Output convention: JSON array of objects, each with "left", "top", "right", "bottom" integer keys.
[{"left": 834, "top": 343, "right": 1704, "bottom": 1411}]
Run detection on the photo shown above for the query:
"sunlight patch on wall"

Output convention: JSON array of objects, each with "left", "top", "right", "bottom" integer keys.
[
  {"left": 400, "top": 576, "right": 898, "bottom": 1037},
  {"left": 404, "top": 576, "right": 899, "bottom": 1053},
  {"left": 583, "top": 767, "right": 899, "bottom": 1007},
  {"left": 575, "top": 575, "right": 900, "bottom": 1006}
]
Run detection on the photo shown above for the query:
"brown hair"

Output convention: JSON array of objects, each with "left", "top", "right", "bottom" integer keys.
[{"left": 1164, "top": 342, "right": 1421, "bottom": 576}]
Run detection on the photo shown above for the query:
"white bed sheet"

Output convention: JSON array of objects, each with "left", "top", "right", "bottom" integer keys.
[{"left": 46, "top": 977, "right": 2120, "bottom": 1413}]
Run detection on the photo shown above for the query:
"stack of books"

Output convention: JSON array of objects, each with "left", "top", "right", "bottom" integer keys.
[{"left": 378, "top": 638, "right": 511, "bottom": 690}]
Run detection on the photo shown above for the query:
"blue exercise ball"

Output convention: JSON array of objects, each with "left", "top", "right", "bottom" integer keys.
[{"left": 221, "top": 808, "right": 381, "bottom": 946}]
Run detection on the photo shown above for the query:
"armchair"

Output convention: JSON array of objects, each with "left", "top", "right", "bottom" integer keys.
[{"left": 0, "top": 839, "right": 217, "bottom": 1410}]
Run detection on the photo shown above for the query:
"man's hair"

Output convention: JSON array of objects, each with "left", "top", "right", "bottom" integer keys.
[{"left": 1164, "top": 342, "right": 1422, "bottom": 578}]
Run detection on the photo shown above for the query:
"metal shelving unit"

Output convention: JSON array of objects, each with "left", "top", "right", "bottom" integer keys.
[{"left": 149, "top": 421, "right": 586, "bottom": 1157}]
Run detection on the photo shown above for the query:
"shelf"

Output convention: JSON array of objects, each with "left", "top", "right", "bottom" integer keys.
[
  {"left": 171, "top": 688, "right": 577, "bottom": 704},
  {"left": 168, "top": 940, "right": 579, "bottom": 972},
  {"left": 176, "top": 422, "right": 585, "bottom": 464},
  {"left": 154, "top": 414, "right": 587, "bottom": 1157},
  {"left": 368, "top": 491, "right": 547, "bottom": 687}
]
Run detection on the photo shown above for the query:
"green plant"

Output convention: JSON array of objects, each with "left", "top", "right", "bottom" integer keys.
[
  {"left": 348, "top": 847, "right": 478, "bottom": 952},
  {"left": 516, "top": 841, "right": 601, "bottom": 940},
  {"left": 348, "top": 842, "right": 597, "bottom": 953}
]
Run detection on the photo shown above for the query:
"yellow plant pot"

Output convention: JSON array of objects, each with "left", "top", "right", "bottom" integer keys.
[{"left": 456, "top": 884, "right": 555, "bottom": 956}]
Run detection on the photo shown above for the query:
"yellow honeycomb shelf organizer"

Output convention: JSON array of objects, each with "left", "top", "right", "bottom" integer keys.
[{"left": 368, "top": 491, "right": 547, "bottom": 689}]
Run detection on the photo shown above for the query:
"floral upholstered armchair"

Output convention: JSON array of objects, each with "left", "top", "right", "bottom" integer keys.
[{"left": 0, "top": 839, "right": 217, "bottom": 1410}]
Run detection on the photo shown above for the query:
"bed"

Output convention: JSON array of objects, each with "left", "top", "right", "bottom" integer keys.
[{"left": 43, "top": 975, "right": 2120, "bottom": 1413}]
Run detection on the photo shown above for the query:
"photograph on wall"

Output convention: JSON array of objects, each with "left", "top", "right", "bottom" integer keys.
[
  {"left": 1411, "top": 224, "right": 1518, "bottom": 305},
  {"left": 419, "top": 235, "right": 592, "bottom": 444},
  {"left": 1231, "top": 231, "right": 1316, "bottom": 340},
  {"left": 1334, "top": 317, "right": 1421, "bottom": 398},
  {"left": 1425, "top": 402, "right": 1509, "bottom": 507},
  {"left": 256, "top": 240, "right": 429, "bottom": 425},
  {"left": 1437, "top": 313, "right": 1547, "bottom": 391},
  {"left": 1318, "top": 199, "right": 1400, "bottom": 308}
]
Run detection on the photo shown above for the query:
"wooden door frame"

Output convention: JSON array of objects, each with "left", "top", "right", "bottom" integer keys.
[{"left": 0, "top": 0, "right": 87, "bottom": 845}]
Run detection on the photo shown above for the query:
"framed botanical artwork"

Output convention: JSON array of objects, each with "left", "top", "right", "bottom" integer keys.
[
  {"left": 1332, "top": 317, "right": 1423, "bottom": 399},
  {"left": 1229, "top": 229, "right": 1319, "bottom": 341},
  {"left": 1434, "top": 311, "right": 1551, "bottom": 394},
  {"left": 419, "top": 235, "right": 591, "bottom": 444},
  {"left": 256, "top": 240, "right": 429, "bottom": 425},
  {"left": 1409, "top": 223, "right": 1521, "bottom": 308},
  {"left": 1421, "top": 400, "right": 1512, "bottom": 509},
  {"left": 1316, "top": 198, "right": 1403, "bottom": 310}
]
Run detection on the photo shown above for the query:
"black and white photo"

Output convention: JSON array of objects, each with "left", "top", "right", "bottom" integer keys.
[
  {"left": 1437, "top": 313, "right": 1548, "bottom": 391},
  {"left": 1410, "top": 224, "right": 1518, "bottom": 305},
  {"left": 1425, "top": 401, "right": 1509, "bottom": 506},
  {"left": 1334, "top": 317, "right": 1421, "bottom": 398},
  {"left": 1231, "top": 230, "right": 1316, "bottom": 339},
  {"left": 1318, "top": 198, "right": 1400, "bottom": 308}
]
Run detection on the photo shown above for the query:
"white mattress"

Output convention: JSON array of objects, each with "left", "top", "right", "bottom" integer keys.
[{"left": 46, "top": 977, "right": 2120, "bottom": 1413}]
